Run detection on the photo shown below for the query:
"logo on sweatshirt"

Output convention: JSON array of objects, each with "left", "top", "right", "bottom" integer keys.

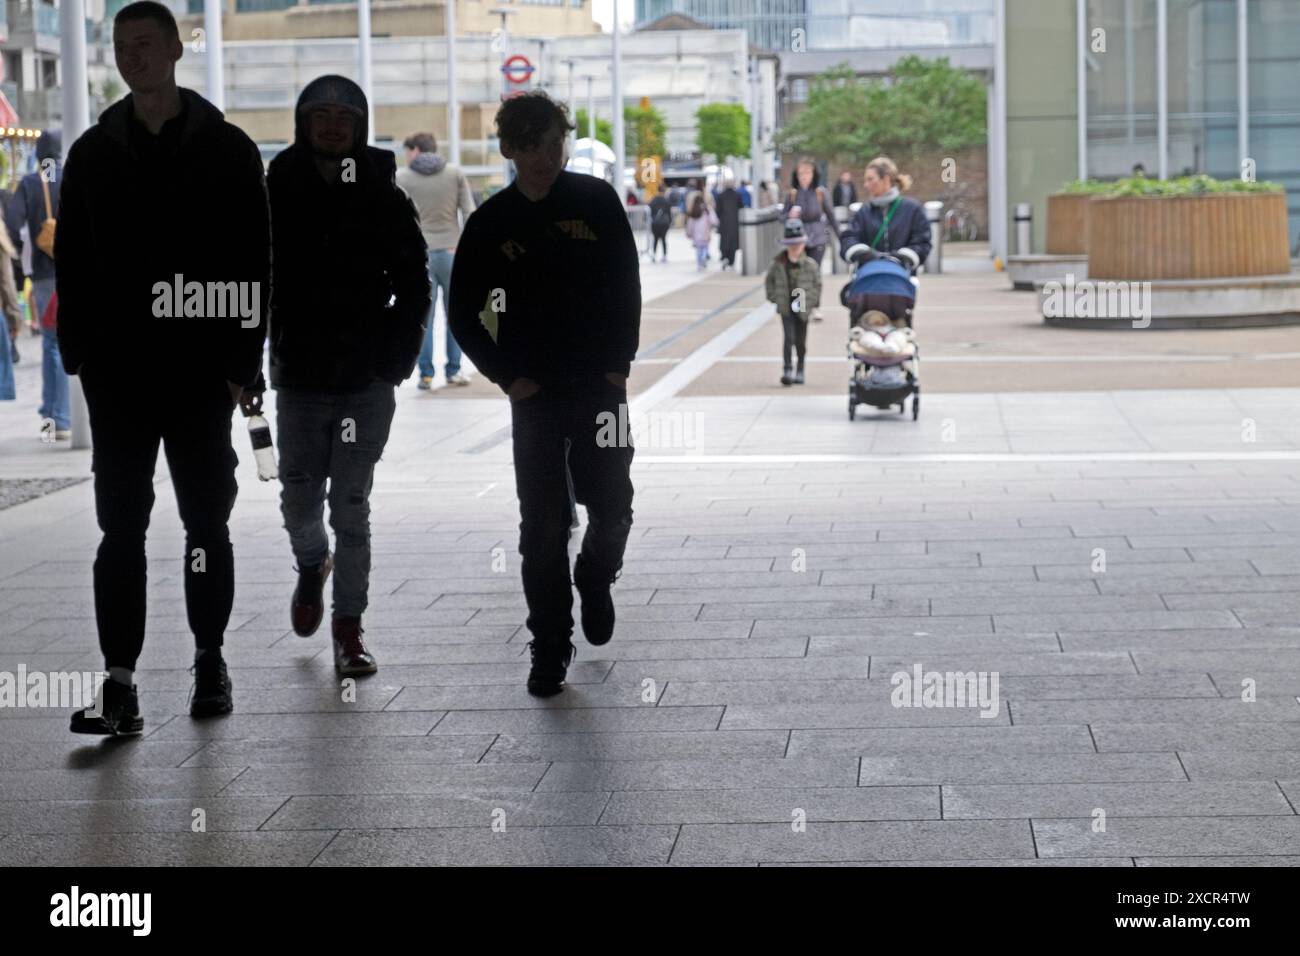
[
  {"left": 555, "top": 219, "right": 597, "bottom": 241},
  {"left": 500, "top": 239, "right": 527, "bottom": 262}
]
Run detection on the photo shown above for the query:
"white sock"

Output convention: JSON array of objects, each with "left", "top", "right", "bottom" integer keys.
[{"left": 108, "top": 666, "right": 134, "bottom": 687}]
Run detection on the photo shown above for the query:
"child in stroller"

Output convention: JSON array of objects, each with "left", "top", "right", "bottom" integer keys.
[{"left": 841, "top": 253, "right": 921, "bottom": 420}]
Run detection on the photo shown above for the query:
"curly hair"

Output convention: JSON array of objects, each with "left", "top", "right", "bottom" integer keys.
[{"left": 495, "top": 91, "right": 576, "bottom": 152}]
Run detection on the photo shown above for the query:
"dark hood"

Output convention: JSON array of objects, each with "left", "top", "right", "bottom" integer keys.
[
  {"left": 293, "top": 74, "right": 368, "bottom": 156},
  {"left": 36, "top": 129, "right": 62, "bottom": 162}
]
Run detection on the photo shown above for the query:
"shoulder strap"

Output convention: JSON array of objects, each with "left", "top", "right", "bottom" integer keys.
[{"left": 870, "top": 197, "right": 902, "bottom": 250}]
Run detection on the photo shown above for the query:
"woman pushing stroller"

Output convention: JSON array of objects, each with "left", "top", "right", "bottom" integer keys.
[{"left": 839, "top": 156, "right": 931, "bottom": 283}]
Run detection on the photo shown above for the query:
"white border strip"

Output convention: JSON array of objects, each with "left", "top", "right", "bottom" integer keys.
[{"left": 637, "top": 452, "right": 1300, "bottom": 464}]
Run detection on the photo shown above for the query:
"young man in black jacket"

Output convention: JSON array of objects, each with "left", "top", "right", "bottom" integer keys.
[
  {"left": 269, "top": 75, "right": 431, "bottom": 675},
  {"left": 58, "top": 1, "right": 270, "bottom": 735},
  {"left": 449, "top": 91, "right": 641, "bottom": 697}
]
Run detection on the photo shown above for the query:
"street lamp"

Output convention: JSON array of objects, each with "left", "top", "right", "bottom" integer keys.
[{"left": 488, "top": 5, "right": 518, "bottom": 187}]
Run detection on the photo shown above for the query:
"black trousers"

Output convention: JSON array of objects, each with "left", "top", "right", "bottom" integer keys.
[
  {"left": 652, "top": 227, "right": 668, "bottom": 258},
  {"left": 510, "top": 376, "right": 635, "bottom": 645},
  {"left": 781, "top": 312, "right": 808, "bottom": 368},
  {"left": 81, "top": 369, "right": 239, "bottom": 670}
]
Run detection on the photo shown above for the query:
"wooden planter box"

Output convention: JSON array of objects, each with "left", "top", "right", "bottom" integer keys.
[
  {"left": 1088, "top": 192, "right": 1291, "bottom": 281},
  {"left": 1045, "top": 193, "right": 1091, "bottom": 255}
]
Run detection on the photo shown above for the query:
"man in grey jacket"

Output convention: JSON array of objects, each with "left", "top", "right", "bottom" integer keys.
[{"left": 397, "top": 132, "right": 477, "bottom": 389}]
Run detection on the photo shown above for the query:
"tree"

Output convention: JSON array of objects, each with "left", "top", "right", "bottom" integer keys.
[
  {"left": 696, "top": 103, "right": 750, "bottom": 164},
  {"left": 625, "top": 100, "right": 667, "bottom": 159},
  {"left": 574, "top": 108, "right": 614, "bottom": 150},
  {"left": 775, "top": 56, "right": 987, "bottom": 166}
]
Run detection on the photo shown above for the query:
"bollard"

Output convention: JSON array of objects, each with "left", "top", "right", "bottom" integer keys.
[
  {"left": 1015, "top": 202, "right": 1033, "bottom": 256},
  {"left": 924, "top": 200, "right": 944, "bottom": 274}
]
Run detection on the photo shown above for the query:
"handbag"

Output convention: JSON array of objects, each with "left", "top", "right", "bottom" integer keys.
[{"left": 37, "top": 176, "right": 57, "bottom": 259}]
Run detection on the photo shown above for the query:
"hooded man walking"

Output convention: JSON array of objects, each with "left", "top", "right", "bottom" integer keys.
[
  {"left": 58, "top": 0, "right": 270, "bottom": 734},
  {"left": 449, "top": 91, "right": 641, "bottom": 697},
  {"left": 268, "top": 75, "right": 431, "bottom": 675}
]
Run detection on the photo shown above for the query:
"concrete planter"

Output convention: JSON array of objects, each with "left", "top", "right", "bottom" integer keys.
[{"left": 1088, "top": 192, "right": 1291, "bottom": 281}]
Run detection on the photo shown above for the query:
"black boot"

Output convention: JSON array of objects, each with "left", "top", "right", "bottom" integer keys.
[
  {"left": 780, "top": 365, "right": 793, "bottom": 387},
  {"left": 793, "top": 362, "right": 805, "bottom": 385},
  {"left": 189, "top": 651, "right": 233, "bottom": 718},
  {"left": 526, "top": 639, "right": 575, "bottom": 697},
  {"left": 70, "top": 678, "right": 144, "bottom": 736},
  {"left": 574, "top": 554, "right": 618, "bottom": 646}
]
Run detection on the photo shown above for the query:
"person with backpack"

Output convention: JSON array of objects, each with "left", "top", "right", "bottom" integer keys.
[
  {"left": 783, "top": 156, "right": 838, "bottom": 322},
  {"left": 684, "top": 194, "right": 717, "bottom": 271},
  {"left": 839, "top": 155, "right": 931, "bottom": 278},
  {"left": 268, "top": 75, "right": 431, "bottom": 676},
  {"left": 648, "top": 191, "right": 672, "bottom": 261},
  {"left": 448, "top": 91, "right": 641, "bottom": 697},
  {"left": 20, "top": 129, "right": 68, "bottom": 438}
]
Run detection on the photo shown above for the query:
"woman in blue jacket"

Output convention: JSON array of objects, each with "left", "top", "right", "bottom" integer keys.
[{"left": 839, "top": 156, "right": 931, "bottom": 274}]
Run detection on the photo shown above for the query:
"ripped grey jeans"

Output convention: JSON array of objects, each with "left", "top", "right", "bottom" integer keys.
[{"left": 276, "top": 381, "right": 396, "bottom": 618}]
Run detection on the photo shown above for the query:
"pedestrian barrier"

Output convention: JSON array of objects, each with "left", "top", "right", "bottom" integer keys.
[{"left": 739, "top": 204, "right": 785, "bottom": 276}]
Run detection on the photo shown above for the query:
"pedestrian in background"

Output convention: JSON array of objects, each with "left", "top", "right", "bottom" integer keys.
[{"left": 684, "top": 193, "right": 717, "bottom": 271}]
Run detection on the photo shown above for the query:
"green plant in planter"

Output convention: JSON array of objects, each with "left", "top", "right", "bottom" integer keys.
[{"left": 1062, "top": 175, "right": 1282, "bottom": 197}]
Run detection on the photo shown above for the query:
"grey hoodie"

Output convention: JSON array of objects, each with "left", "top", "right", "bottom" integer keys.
[{"left": 396, "top": 151, "right": 476, "bottom": 251}]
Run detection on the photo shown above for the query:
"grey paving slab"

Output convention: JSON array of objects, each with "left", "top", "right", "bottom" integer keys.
[
  {"left": 0, "top": 830, "right": 334, "bottom": 866},
  {"left": 1009, "top": 699, "right": 1300, "bottom": 725},
  {"left": 1093, "top": 722, "right": 1300, "bottom": 752},
  {"left": 481, "top": 730, "right": 789, "bottom": 763},
  {"left": 670, "top": 820, "right": 1036, "bottom": 864},
  {"left": 809, "top": 634, "right": 1063, "bottom": 656},
  {"left": 1132, "top": 648, "right": 1300, "bottom": 672},
  {"left": 179, "top": 735, "right": 497, "bottom": 767},
  {"left": 314, "top": 825, "right": 679, "bottom": 866},
  {"left": 943, "top": 782, "right": 1292, "bottom": 819},
  {"left": 0, "top": 796, "right": 287, "bottom": 834},
  {"left": 600, "top": 786, "right": 940, "bottom": 824},
  {"left": 1062, "top": 626, "right": 1300, "bottom": 652},
  {"left": 145, "top": 711, "right": 444, "bottom": 740},
  {"left": 857, "top": 753, "right": 1187, "bottom": 785},
  {"left": 537, "top": 755, "right": 859, "bottom": 793},
  {"left": 788, "top": 725, "right": 1096, "bottom": 757},
  {"left": 0, "top": 767, "right": 246, "bottom": 801},
  {"left": 868, "top": 652, "right": 1135, "bottom": 676},
  {"left": 428, "top": 706, "right": 724, "bottom": 735},
  {"left": 766, "top": 858, "right": 1135, "bottom": 867},
  {"left": 0, "top": 739, "right": 204, "bottom": 771},
  {"left": 606, "top": 657, "right": 869, "bottom": 682},
  {"left": 1134, "top": 856, "right": 1300, "bottom": 866},
  {"left": 386, "top": 682, "right": 657, "bottom": 710},
  {"left": 1179, "top": 751, "right": 1300, "bottom": 781},
  {"left": 264, "top": 792, "right": 611, "bottom": 830},
  {"left": 720, "top": 702, "right": 1010, "bottom": 730},
  {"left": 220, "top": 762, "right": 546, "bottom": 797},
  {"left": 1034, "top": 816, "right": 1300, "bottom": 859}
]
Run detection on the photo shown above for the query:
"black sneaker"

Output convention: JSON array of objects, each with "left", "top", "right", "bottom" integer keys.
[
  {"left": 526, "top": 639, "right": 575, "bottom": 697},
  {"left": 189, "top": 653, "right": 234, "bottom": 718},
  {"left": 70, "top": 678, "right": 143, "bottom": 736},
  {"left": 574, "top": 556, "right": 617, "bottom": 647},
  {"left": 780, "top": 367, "right": 793, "bottom": 387},
  {"left": 793, "top": 365, "right": 805, "bottom": 385}
]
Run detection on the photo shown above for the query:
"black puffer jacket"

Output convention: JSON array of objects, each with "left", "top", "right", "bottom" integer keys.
[
  {"left": 56, "top": 89, "right": 269, "bottom": 385},
  {"left": 267, "top": 76, "right": 431, "bottom": 391}
]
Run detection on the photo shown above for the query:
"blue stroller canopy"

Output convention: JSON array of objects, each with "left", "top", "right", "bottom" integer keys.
[{"left": 845, "top": 258, "right": 916, "bottom": 301}]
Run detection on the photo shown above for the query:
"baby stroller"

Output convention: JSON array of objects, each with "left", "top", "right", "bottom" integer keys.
[{"left": 839, "top": 254, "right": 920, "bottom": 420}]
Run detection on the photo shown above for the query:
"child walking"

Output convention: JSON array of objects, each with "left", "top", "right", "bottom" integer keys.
[
  {"left": 684, "top": 194, "right": 717, "bottom": 271},
  {"left": 764, "top": 212, "right": 823, "bottom": 386}
]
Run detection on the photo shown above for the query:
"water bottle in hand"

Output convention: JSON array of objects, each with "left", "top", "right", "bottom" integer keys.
[{"left": 247, "top": 414, "right": 278, "bottom": 481}]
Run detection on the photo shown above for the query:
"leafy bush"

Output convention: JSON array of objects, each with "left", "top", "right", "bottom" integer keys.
[{"left": 1061, "top": 175, "right": 1282, "bottom": 196}]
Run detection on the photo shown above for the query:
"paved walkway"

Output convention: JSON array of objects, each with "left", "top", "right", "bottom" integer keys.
[{"left": 1, "top": 240, "right": 1298, "bottom": 865}]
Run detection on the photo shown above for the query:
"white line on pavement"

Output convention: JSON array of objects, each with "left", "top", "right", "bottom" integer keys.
[{"left": 635, "top": 452, "right": 1300, "bottom": 464}]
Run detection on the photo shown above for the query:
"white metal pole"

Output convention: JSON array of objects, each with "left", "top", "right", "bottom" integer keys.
[
  {"left": 1076, "top": 0, "right": 1087, "bottom": 180},
  {"left": 60, "top": 0, "right": 91, "bottom": 449},
  {"left": 1157, "top": 0, "right": 1168, "bottom": 178},
  {"left": 1237, "top": 0, "right": 1248, "bottom": 171},
  {"left": 586, "top": 74, "right": 594, "bottom": 176},
  {"left": 611, "top": 0, "right": 625, "bottom": 199},
  {"left": 1124, "top": 0, "right": 1135, "bottom": 146},
  {"left": 446, "top": 0, "right": 459, "bottom": 166},
  {"left": 204, "top": 0, "right": 224, "bottom": 111},
  {"left": 990, "top": 0, "right": 1007, "bottom": 260},
  {"left": 358, "top": 0, "right": 374, "bottom": 143},
  {"left": 501, "top": 13, "right": 511, "bottom": 186}
]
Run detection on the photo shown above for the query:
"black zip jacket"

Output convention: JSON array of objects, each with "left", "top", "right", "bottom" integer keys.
[
  {"left": 448, "top": 171, "right": 641, "bottom": 392},
  {"left": 55, "top": 89, "right": 269, "bottom": 386}
]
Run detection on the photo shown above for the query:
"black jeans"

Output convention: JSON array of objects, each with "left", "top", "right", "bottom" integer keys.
[
  {"left": 652, "top": 228, "right": 668, "bottom": 258},
  {"left": 781, "top": 312, "right": 808, "bottom": 368},
  {"left": 81, "top": 369, "right": 239, "bottom": 670},
  {"left": 510, "top": 376, "right": 635, "bottom": 645}
]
